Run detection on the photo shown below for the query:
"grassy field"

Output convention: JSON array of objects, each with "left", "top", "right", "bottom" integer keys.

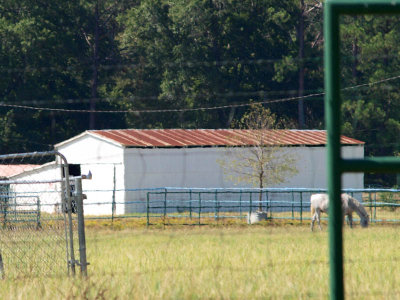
[{"left": 0, "top": 224, "right": 399, "bottom": 299}]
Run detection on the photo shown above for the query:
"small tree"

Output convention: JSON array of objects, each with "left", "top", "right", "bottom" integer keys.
[{"left": 219, "top": 104, "right": 298, "bottom": 211}]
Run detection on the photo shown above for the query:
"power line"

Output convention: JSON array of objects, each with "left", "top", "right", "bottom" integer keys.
[
  {"left": 0, "top": 92, "right": 324, "bottom": 114},
  {"left": 0, "top": 57, "right": 322, "bottom": 74},
  {"left": 1, "top": 73, "right": 400, "bottom": 114},
  {"left": 2, "top": 77, "right": 390, "bottom": 106},
  {"left": 1, "top": 51, "right": 398, "bottom": 74},
  {"left": 1, "top": 88, "right": 312, "bottom": 106}
]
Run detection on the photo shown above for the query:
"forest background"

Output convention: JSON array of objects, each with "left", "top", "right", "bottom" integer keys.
[{"left": 1, "top": 0, "right": 399, "bottom": 186}]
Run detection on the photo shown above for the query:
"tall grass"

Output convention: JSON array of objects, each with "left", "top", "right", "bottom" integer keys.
[{"left": 0, "top": 225, "right": 398, "bottom": 299}]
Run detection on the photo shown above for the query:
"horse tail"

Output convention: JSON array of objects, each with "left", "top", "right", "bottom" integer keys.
[{"left": 310, "top": 203, "right": 315, "bottom": 217}]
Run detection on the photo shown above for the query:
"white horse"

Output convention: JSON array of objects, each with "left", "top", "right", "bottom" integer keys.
[{"left": 310, "top": 193, "right": 369, "bottom": 231}]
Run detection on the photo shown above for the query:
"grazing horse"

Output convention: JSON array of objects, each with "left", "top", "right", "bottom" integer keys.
[{"left": 310, "top": 193, "right": 369, "bottom": 231}]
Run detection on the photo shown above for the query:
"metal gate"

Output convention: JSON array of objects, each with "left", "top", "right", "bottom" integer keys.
[
  {"left": 324, "top": 1, "right": 400, "bottom": 298},
  {"left": 0, "top": 151, "right": 87, "bottom": 278}
]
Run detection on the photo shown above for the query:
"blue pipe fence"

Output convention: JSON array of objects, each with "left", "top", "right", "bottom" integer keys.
[
  {"left": 2, "top": 188, "right": 400, "bottom": 226},
  {"left": 81, "top": 187, "right": 400, "bottom": 225}
]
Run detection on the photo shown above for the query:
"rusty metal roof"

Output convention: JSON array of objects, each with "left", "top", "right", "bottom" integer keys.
[
  {"left": 0, "top": 165, "right": 39, "bottom": 178},
  {"left": 88, "top": 129, "right": 364, "bottom": 148}
]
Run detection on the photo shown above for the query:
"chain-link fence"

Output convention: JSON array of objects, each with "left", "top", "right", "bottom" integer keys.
[{"left": 0, "top": 151, "right": 87, "bottom": 279}]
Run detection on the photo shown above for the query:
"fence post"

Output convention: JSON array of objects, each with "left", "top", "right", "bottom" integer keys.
[
  {"left": 239, "top": 190, "right": 242, "bottom": 217},
  {"left": 214, "top": 190, "right": 218, "bottom": 221},
  {"left": 249, "top": 192, "right": 253, "bottom": 215},
  {"left": 300, "top": 192, "right": 303, "bottom": 223},
  {"left": 146, "top": 193, "right": 150, "bottom": 227},
  {"left": 62, "top": 163, "right": 76, "bottom": 276},
  {"left": 291, "top": 191, "right": 295, "bottom": 219},
  {"left": 0, "top": 251, "right": 4, "bottom": 279},
  {"left": 368, "top": 192, "right": 372, "bottom": 222},
  {"left": 164, "top": 189, "right": 167, "bottom": 226},
  {"left": 2, "top": 196, "right": 8, "bottom": 229},
  {"left": 36, "top": 197, "right": 42, "bottom": 230},
  {"left": 74, "top": 177, "right": 88, "bottom": 277},
  {"left": 111, "top": 165, "right": 116, "bottom": 223},
  {"left": 198, "top": 193, "right": 202, "bottom": 225},
  {"left": 189, "top": 189, "right": 192, "bottom": 219}
]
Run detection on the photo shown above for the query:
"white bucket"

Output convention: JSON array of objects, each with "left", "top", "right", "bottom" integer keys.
[{"left": 247, "top": 211, "right": 268, "bottom": 224}]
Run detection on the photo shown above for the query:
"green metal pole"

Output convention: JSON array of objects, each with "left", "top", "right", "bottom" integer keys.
[
  {"left": 239, "top": 190, "right": 242, "bottom": 217},
  {"left": 368, "top": 192, "right": 372, "bottom": 222},
  {"left": 324, "top": 1, "right": 400, "bottom": 299},
  {"left": 189, "top": 189, "right": 192, "bottom": 219},
  {"left": 249, "top": 192, "right": 253, "bottom": 215},
  {"left": 300, "top": 192, "right": 303, "bottom": 223},
  {"left": 214, "top": 190, "right": 218, "bottom": 221},
  {"left": 324, "top": 2, "right": 344, "bottom": 299},
  {"left": 198, "top": 193, "right": 201, "bottom": 226},
  {"left": 146, "top": 193, "right": 150, "bottom": 227},
  {"left": 164, "top": 189, "right": 167, "bottom": 226},
  {"left": 291, "top": 191, "right": 294, "bottom": 219}
]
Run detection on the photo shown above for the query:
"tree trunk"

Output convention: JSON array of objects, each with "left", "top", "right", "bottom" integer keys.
[
  {"left": 89, "top": 2, "right": 100, "bottom": 130},
  {"left": 352, "top": 38, "right": 358, "bottom": 83},
  {"left": 297, "top": 0, "right": 305, "bottom": 129}
]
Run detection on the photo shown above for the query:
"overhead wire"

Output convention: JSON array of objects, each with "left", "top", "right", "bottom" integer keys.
[
  {"left": 1, "top": 73, "right": 400, "bottom": 114},
  {"left": 1, "top": 50, "right": 398, "bottom": 74}
]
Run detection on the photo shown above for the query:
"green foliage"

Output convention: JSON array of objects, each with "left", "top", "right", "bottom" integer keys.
[
  {"left": 0, "top": 0, "right": 398, "bottom": 187},
  {"left": 339, "top": 15, "right": 400, "bottom": 186},
  {"left": 115, "top": 0, "right": 300, "bottom": 128},
  {"left": 0, "top": 110, "right": 24, "bottom": 153}
]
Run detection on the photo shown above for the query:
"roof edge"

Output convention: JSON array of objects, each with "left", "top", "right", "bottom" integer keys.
[
  {"left": 55, "top": 130, "right": 124, "bottom": 149},
  {"left": 56, "top": 129, "right": 365, "bottom": 148}
]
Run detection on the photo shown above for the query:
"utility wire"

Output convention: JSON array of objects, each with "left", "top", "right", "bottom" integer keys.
[
  {"left": 1, "top": 51, "right": 397, "bottom": 74},
  {"left": 1, "top": 74, "right": 400, "bottom": 114}
]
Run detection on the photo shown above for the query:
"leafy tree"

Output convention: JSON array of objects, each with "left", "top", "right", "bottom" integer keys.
[
  {"left": 218, "top": 103, "right": 298, "bottom": 210},
  {"left": 0, "top": 110, "right": 24, "bottom": 153},
  {"left": 295, "top": 0, "right": 324, "bottom": 128},
  {"left": 78, "top": 0, "right": 133, "bottom": 129},
  {"left": 0, "top": 0, "right": 130, "bottom": 152},
  {"left": 113, "top": 0, "right": 300, "bottom": 129},
  {"left": 0, "top": 0, "right": 90, "bottom": 150},
  {"left": 340, "top": 15, "right": 400, "bottom": 186}
]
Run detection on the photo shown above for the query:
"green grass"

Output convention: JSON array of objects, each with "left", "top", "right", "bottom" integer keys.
[{"left": 0, "top": 225, "right": 399, "bottom": 299}]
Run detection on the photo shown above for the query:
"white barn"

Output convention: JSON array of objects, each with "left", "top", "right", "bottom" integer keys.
[
  {"left": 1, "top": 163, "right": 63, "bottom": 215},
  {"left": 53, "top": 129, "right": 364, "bottom": 215}
]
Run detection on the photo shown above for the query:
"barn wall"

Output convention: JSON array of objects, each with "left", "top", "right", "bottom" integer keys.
[
  {"left": 123, "top": 145, "right": 364, "bottom": 213},
  {"left": 56, "top": 134, "right": 124, "bottom": 164},
  {"left": 57, "top": 135, "right": 126, "bottom": 215},
  {"left": 8, "top": 163, "right": 62, "bottom": 214},
  {"left": 341, "top": 145, "right": 364, "bottom": 189},
  {"left": 123, "top": 145, "right": 364, "bottom": 189}
]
